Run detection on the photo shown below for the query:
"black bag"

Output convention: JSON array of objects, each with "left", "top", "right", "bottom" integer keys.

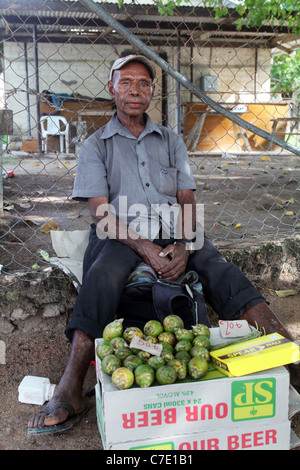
[{"left": 117, "top": 263, "right": 210, "bottom": 330}]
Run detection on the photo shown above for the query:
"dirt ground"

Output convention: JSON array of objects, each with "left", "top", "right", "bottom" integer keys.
[{"left": 0, "top": 150, "right": 300, "bottom": 450}]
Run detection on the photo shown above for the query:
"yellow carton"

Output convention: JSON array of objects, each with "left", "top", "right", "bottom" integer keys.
[{"left": 210, "top": 333, "right": 300, "bottom": 377}]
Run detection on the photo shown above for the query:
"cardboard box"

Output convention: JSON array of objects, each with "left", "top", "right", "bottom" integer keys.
[
  {"left": 210, "top": 333, "right": 300, "bottom": 377},
  {"left": 95, "top": 387, "right": 291, "bottom": 450},
  {"left": 95, "top": 362, "right": 289, "bottom": 446},
  {"left": 95, "top": 329, "right": 292, "bottom": 450}
]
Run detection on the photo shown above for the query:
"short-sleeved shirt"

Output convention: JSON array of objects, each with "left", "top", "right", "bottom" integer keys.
[{"left": 72, "top": 113, "right": 196, "bottom": 240}]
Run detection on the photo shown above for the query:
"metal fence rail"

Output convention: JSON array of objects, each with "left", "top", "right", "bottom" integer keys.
[{"left": 0, "top": 0, "right": 299, "bottom": 275}]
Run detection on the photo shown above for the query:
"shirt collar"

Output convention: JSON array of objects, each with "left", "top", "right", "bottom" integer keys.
[{"left": 100, "top": 112, "right": 162, "bottom": 140}]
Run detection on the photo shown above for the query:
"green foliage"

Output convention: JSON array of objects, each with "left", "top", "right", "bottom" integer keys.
[
  {"left": 270, "top": 50, "right": 300, "bottom": 97},
  {"left": 233, "top": 0, "right": 300, "bottom": 34},
  {"left": 118, "top": 0, "right": 189, "bottom": 16},
  {"left": 156, "top": 0, "right": 191, "bottom": 16},
  {"left": 118, "top": 0, "right": 300, "bottom": 34},
  {"left": 203, "top": 1, "right": 300, "bottom": 33}
]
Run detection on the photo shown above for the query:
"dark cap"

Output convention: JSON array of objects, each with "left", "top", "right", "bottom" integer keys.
[{"left": 109, "top": 54, "right": 156, "bottom": 81}]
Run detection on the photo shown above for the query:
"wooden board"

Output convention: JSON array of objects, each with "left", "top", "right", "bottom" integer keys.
[{"left": 184, "top": 102, "right": 290, "bottom": 152}]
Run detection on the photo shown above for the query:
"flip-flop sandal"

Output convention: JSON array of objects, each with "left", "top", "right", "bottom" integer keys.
[{"left": 27, "top": 402, "right": 90, "bottom": 435}]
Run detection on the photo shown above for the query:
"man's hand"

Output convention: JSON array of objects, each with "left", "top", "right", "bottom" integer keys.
[
  {"left": 157, "top": 242, "right": 189, "bottom": 281},
  {"left": 88, "top": 197, "right": 189, "bottom": 281},
  {"left": 134, "top": 239, "right": 171, "bottom": 274}
]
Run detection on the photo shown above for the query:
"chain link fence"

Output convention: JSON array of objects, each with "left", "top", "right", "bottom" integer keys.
[{"left": 0, "top": 0, "right": 300, "bottom": 276}]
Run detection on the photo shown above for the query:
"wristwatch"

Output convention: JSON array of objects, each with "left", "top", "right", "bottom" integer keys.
[{"left": 174, "top": 239, "right": 196, "bottom": 254}]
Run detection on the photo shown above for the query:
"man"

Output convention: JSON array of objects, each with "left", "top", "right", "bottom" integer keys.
[{"left": 28, "top": 54, "right": 300, "bottom": 433}]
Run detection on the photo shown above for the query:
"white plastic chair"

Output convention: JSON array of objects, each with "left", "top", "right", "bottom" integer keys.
[{"left": 40, "top": 115, "right": 70, "bottom": 153}]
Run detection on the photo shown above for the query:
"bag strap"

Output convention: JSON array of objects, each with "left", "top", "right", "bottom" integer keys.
[{"left": 178, "top": 270, "right": 199, "bottom": 286}]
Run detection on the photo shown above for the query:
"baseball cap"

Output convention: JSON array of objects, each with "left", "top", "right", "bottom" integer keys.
[{"left": 109, "top": 54, "right": 156, "bottom": 81}]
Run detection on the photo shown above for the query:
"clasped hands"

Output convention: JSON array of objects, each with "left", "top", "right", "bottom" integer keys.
[{"left": 139, "top": 240, "right": 189, "bottom": 282}]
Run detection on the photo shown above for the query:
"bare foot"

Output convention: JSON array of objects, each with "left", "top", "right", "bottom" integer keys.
[
  {"left": 28, "top": 329, "right": 94, "bottom": 429},
  {"left": 28, "top": 389, "right": 86, "bottom": 428}
]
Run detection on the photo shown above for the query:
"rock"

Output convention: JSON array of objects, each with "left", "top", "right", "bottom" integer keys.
[
  {"left": 0, "top": 318, "right": 15, "bottom": 334},
  {"left": 11, "top": 307, "right": 30, "bottom": 321},
  {"left": 42, "top": 303, "right": 61, "bottom": 318}
]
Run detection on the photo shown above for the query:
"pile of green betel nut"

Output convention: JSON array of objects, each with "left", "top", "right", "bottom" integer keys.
[{"left": 96, "top": 315, "right": 212, "bottom": 390}]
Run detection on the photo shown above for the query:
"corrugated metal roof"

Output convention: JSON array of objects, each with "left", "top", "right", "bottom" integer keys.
[
  {"left": 62, "top": 0, "right": 238, "bottom": 7},
  {"left": 0, "top": 0, "right": 237, "bottom": 16},
  {"left": 1, "top": 0, "right": 299, "bottom": 52}
]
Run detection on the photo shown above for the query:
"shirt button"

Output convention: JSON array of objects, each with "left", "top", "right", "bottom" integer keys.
[
  {"left": 146, "top": 183, "right": 150, "bottom": 187},
  {"left": 141, "top": 162, "right": 145, "bottom": 166}
]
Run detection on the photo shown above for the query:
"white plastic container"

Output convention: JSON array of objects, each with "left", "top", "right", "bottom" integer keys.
[{"left": 18, "top": 375, "right": 56, "bottom": 405}]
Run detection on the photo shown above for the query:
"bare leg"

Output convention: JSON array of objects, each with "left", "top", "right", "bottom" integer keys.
[
  {"left": 239, "top": 302, "right": 300, "bottom": 389},
  {"left": 28, "top": 329, "right": 94, "bottom": 428}
]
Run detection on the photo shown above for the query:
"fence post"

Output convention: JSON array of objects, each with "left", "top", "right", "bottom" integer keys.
[
  {"left": 0, "top": 109, "right": 13, "bottom": 217},
  {"left": 24, "top": 42, "right": 32, "bottom": 138},
  {"left": 0, "top": 144, "right": 3, "bottom": 217},
  {"left": 0, "top": 35, "right": 3, "bottom": 217},
  {"left": 33, "top": 25, "right": 42, "bottom": 156}
]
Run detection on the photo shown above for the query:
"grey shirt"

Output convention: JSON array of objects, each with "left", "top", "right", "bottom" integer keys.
[{"left": 72, "top": 113, "right": 196, "bottom": 240}]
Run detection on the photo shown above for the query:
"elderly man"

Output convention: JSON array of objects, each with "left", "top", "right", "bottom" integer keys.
[{"left": 28, "top": 54, "right": 300, "bottom": 433}]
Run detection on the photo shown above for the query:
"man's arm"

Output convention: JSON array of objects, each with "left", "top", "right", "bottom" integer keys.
[
  {"left": 156, "top": 189, "right": 196, "bottom": 280},
  {"left": 176, "top": 189, "right": 196, "bottom": 239}
]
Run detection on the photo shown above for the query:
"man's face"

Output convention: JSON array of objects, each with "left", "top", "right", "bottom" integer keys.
[{"left": 108, "top": 61, "right": 155, "bottom": 118}]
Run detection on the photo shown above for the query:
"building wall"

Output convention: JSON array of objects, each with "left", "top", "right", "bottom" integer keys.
[{"left": 3, "top": 40, "right": 274, "bottom": 143}]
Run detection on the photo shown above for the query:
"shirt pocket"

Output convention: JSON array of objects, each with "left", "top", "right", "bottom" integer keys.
[{"left": 159, "top": 166, "right": 178, "bottom": 197}]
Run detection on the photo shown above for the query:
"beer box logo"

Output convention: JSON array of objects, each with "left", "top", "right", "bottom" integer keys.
[
  {"left": 130, "top": 442, "right": 175, "bottom": 450},
  {"left": 231, "top": 378, "right": 276, "bottom": 421}
]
